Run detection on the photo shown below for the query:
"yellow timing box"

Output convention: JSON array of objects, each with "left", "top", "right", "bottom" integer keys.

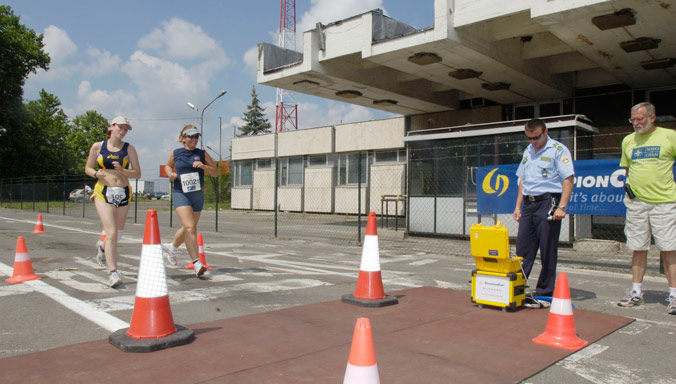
[
  {"left": 471, "top": 270, "right": 526, "bottom": 310},
  {"left": 470, "top": 222, "right": 522, "bottom": 273}
]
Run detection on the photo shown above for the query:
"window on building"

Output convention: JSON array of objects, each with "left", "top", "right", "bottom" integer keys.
[
  {"left": 234, "top": 160, "right": 253, "bottom": 186},
  {"left": 257, "top": 158, "right": 272, "bottom": 169},
  {"left": 337, "top": 152, "right": 367, "bottom": 185},
  {"left": 515, "top": 105, "right": 535, "bottom": 120},
  {"left": 279, "top": 157, "right": 303, "bottom": 186},
  {"left": 515, "top": 101, "right": 563, "bottom": 119},
  {"left": 539, "top": 102, "right": 561, "bottom": 117},
  {"left": 374, "top": 149, "right": 406, "bottom": 163},
  {"left": 649, "top": 88, "right": 676, "bottom": 123},
  {"left": 308, "top": 155, "right": 327, "bottom": 167}
]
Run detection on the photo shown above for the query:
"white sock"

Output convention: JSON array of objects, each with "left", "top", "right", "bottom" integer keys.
[
  {"left": 632, "top": 283, "right": 642, "bottom": 295},
  {"left": 669, "top": 287, "right": 676, "bottom": 298},
  {"left": 169, "top": 243, "right": 177, "bottom": 252},
  {"left": 117, "top": 230, "right": 124, "bottom": 241}
]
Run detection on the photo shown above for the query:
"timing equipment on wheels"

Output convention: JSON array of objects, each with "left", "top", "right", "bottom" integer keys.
[{"left": 470, "top": 222, "right": 526, "bottom": 311}]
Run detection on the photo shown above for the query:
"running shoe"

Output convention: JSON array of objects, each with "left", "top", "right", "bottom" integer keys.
[
  {"left": 667, "top": 296, "right": 676, "bottom": 315},
  {"left": 617, "top": 290, "right": 643, "bottom": 307},
  {"left": 193, "top": 259, "right": 207, "bottom": 277},
  {"left": 95, "top": 242, "right": 106, "bottom": 267},
  {"left": 162, "top": 243, "right": 177, "bottom": 265},
  {"left": 109, "top": 271, "right": 122, "bottom": 288},
  {"left": 523, "top": 296, "right": 549, "bottom": 309}
]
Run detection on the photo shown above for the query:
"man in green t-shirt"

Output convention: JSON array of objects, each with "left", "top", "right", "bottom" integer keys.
[{"left": 618, "top": 102, "right": 676, "bottom": 315}]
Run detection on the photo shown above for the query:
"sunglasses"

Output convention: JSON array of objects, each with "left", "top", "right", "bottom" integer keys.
[
  {"left": 525, "top": 132, "right": 543, "bottom": 141},
  {"left": 628, "top": 117, "right": 647, "bottom": 124},
  {"left": 184, "top": 134, "right": 200, "bottom": 139}
]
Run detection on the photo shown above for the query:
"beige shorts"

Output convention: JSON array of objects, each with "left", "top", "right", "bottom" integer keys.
[{"left": 624, "top": 196, "right": 676, "bottom": 251}]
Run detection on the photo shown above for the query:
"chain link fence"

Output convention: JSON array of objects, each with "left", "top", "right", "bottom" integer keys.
[{"left": 1, "top": 132, "right": 666, "bottom": 274}]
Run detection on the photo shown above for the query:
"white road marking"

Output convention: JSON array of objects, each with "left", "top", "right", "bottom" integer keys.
[
  {"left": 0, "top": 216, "right": 141, "bottom": 243},
  {"left": 409, "top": 259, "right": 438, "bottom": 266},
  {"left": 434, "top": 280, "right": 469, "bottom": 290},
  {"left": 558, "top": 344, "right": 644, "bottom": 384},
  {"left": 0, "top": 262, "right": 129, "bottom": 332},
  {"left": 617, "top": 320, "right": 651, "bottom": 335},
  {"left": 0, "top": 283, "right": 34, "bottom": 297},
  {"left": 87, "top": 278, "right": 332, "bottom": 312}
]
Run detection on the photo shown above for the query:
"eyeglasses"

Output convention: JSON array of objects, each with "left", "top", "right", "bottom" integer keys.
[
  {"left": 184, "top": 134, "right": 200, "bottom": 139},
  {"left": 525, "top": 133, "right": 543, "bottom": 141},
  {"left": 628, "top": 117, "right": 647, "bottom": 124}
]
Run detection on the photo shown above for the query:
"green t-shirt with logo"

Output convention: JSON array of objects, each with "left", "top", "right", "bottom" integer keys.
[{"left": 620, "top": 127, "right": 676, "bottom": 203}]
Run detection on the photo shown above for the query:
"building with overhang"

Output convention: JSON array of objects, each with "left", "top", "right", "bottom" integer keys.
[{"left": 231, "top": 0, "right": 676, "bottom": 239}]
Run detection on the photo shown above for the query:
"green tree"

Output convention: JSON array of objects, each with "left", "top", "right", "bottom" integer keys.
[
  {"left": 23, "top": 90, "right": 71, "bottom": 175},
  {"left": 238, "top": 86, "right": 271, "bottom": 136},
  {"left": 0, "top": 5, "right": 50, "bottom": 178},
  {"left": 68, "top": 111, "right": 109, "bottom": 173}
]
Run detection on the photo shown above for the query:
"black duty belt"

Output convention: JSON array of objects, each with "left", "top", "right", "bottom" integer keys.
[{"left": 524, "top": 193, "right": 557, "bottom": 202}]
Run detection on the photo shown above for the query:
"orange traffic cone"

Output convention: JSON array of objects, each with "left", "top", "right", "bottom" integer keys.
[
  {"left": 32, "top": 214, "right": 46, "bottom": 234},
  {"left": 127, "top": 210, "right": 177, "bottom": 339},
  {"left": 184, "top": 233, "right": 212, "bottom": 270},
  {"left": 95, "top": 228, "right": 106, "bottom": 266},
  {"left": 6, "top": 236, "right": 42, "bottom": 284},
  {"left": 532, "top": 272, "right": 589, "bottom": 350},
  {"left": 343, "top": 317, "right": 380, "bottom": 384},
  {"left": 110, "top": 210, "right": 194, "bottom": 353},
  {"left": 342, "top": 212, "right": 398, "bottom": 307}
]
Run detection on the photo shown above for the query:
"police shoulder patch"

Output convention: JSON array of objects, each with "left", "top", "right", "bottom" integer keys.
[{"left": 561, "top": 155, "right": 570, "bottom": 165}]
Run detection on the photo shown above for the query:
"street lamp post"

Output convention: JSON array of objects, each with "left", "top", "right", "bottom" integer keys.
[
  {"left": 187, "top": 90, "right": 227, "bottom": 149},
  {"left": 206, "top": 142, "right": 222, "bottom": 232}
]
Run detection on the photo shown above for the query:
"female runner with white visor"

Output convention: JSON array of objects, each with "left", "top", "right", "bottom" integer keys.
[
  {"left": 84, "top": 116, "right": 141, "bottom": 288},
  {"left": 163, "top": 125, "right": 219, "bottom": 276}
]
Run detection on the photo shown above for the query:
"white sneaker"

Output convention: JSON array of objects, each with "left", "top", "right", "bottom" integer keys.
[
  {"left": 163, "top": 243, "right": 177, "bottom": 265},
  {"left": 95, "top": 241, "right": 106, "bottom": 267},
  {"left": 109, "top": 271, "right": 122, "bottom": 288},
  {"left": 193, "top": 259, "right": 207, "bottom": 277}
]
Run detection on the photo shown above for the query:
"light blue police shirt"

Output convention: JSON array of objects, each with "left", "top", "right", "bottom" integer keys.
[{"left": 516, "top": 137, "right": 575, "bottom": 196}]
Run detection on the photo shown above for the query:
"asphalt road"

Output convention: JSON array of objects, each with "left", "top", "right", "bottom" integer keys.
[{"left": 0, "top": 208, "right": 674, "bottom": 383}]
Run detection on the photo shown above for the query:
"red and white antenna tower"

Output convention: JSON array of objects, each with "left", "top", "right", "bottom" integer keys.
[{"left": 275, "top": 0, "right": 298, "bottom": 132}]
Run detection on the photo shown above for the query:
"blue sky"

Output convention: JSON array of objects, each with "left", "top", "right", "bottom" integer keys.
[{"left": 5, "top": 0, "right": 433, "bottom": 180}]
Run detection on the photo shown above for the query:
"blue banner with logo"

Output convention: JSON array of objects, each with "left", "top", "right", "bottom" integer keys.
[{"left": 477, "top": 159, "right": 629, "bottom": 216}]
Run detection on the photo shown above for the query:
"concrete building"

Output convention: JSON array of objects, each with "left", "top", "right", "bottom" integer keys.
[
  {"left": 231, "top": 118, "right": 407, "bottom": 215},
  {"left": 232, "top": 0, "right": 676, "bottom": 238}
]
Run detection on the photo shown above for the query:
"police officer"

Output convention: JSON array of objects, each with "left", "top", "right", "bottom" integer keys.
[{"left": 513, "top": 118, "right": 575, "bottom": 306}]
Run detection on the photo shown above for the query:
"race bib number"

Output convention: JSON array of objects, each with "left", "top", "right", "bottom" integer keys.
[
  {"left": 180, "top": 172, "right": 201, "bottom": 193},
  {"left": 105, "top": 187, "right": 126, "bottom": 207}
]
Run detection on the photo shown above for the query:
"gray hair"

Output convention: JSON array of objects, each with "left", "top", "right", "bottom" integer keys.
[{"left": 631, "top": 102, "right": 655, "bottom": 116}]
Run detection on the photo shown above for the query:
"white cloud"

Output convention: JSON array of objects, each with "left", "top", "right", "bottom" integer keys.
[
  {"left": 76, "top": 81, "right": 137, "bottom": 115},
  {"left": 297, "top": 100, "right": 375, "bottom": 129},
  {"left": 123, "top": 50, "right": 204, "bottom": 113},
  {"left": 243, "top": 45, "right": 259, "bottom": 77},
  {"left": 31, "top": 25, "right": 78, "bottom": 80},
  {"left": 137, "top": 17, "right": 229, "bottom": 63},
  {"left": 81, "top": 48, "right": 122, "bottom": 78},
  {"left": 43, "top": 25, "right": 77, "bottom": 63}
]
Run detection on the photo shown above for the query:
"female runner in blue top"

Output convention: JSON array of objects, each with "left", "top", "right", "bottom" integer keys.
[
  {"left": 84, "top": 116, "right": 141, "bottom": 288},
  {"left": 163, "top": 125, "right": 219, "bottom": 277}
]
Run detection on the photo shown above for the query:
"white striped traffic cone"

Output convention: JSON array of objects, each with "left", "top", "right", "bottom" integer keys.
[
  {"left": 6, "top": 236, "right": 41, "bottom": 284},
  {"left": 342, "top": 212, "right": 398, "bottom": 307},
  {"left": 32, "top": 214, "right": 46, "bottom": 234},
  {"left": 532, "top": 272, "right": 589, "bottom": 350},
  {"left": 184, "top": 232, "right": 212, "bottom": 270},
  {"left": 344, "top": 317, "right": 380, "bottom": 384},
  {"left": 126, "top": 210, "right": 177, "bottom": 339}
]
